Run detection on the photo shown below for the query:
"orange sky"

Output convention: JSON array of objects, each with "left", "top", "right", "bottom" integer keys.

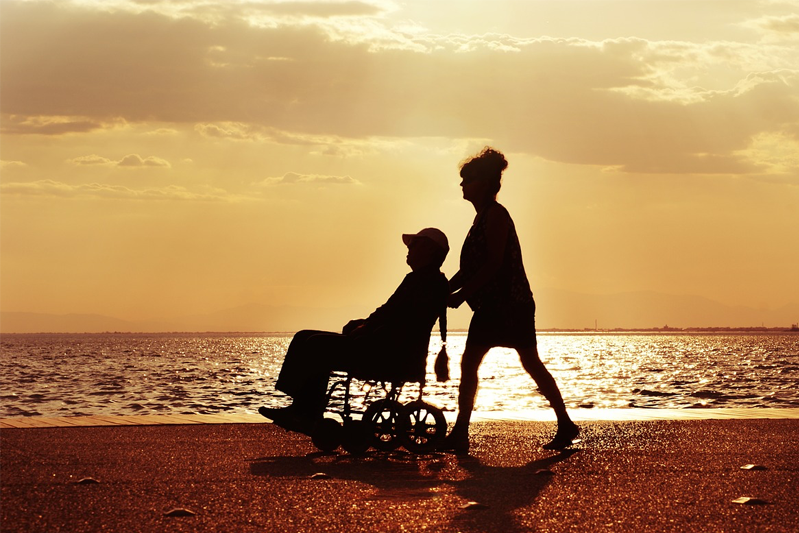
[{"left": 1, "top": 0, "right": 798, "bottom": 330}]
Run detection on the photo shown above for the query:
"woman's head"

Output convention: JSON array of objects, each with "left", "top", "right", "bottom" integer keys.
[{"left": 459, "top": 147, "right": 508, "bottom": 200}]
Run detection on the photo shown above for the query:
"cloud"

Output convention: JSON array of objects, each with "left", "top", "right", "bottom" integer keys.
[
  {"left": 0, "top": 115, "right": 106, "bottom": 135},
  {"left": 734, "top": 130, "right": 799, "bottom": 175},
  {"left": 247, "top": 1, "right": 387, "bottom": 18},
  {"left": 745, "top": 13, "right": 799, "bottom": 38},
  {"left": 0, "top": 160, "right": 27, "bottom": 169},
  {"left": 258, "top": 172, "right": 360, "bottom": 186},
  {"left": 195, "top": 122, "right": 261, "bottom": 140},
  {"left": 0, "top": 180, "right": 240, "bottom": 201},
  {"left": 194, "top": 121, "right": 395, "bottom": 156},
  {"left": 2, "top": 1, "right": 798, "bottom": 175},
  {"left": 145, "top": 127, "right": 180, "bottom": 135},
  {"left": 69, "top": 154, "right": 116, "bottom": 166},
  {"left": 68, "top": 154, "right": 171, "bottom": 168},
  {"left": 117, "top": 154, "right": 171, "bottom": 167},
  {"left": 114, "top": 0, "right": 393, "bottom": 24}
]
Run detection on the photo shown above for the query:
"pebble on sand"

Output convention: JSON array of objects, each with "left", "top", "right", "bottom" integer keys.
[
  {"left": 731, "top": 497, "right": 769, "bottom": 505},
  {"left": 164, "top": 508, "right": 196, "bottom": 517},
  {"left": 460, "top": 501, "right": 490, "bottom": 510},
  {"left": 310, "top": 472, "right": 331, "bottom": 479},
  {"left": 740, "top": 464, "right": 767, "bottom": 470}
]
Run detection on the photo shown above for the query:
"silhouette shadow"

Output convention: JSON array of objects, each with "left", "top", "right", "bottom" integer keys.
[
  {"left": 448, "top": 449, "right": 578, "bottom": 532},
  {"left": 250, "top": 447, "right": 578, "bottom": 532}
]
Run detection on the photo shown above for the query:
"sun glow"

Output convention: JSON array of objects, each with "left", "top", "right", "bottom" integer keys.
[{"left": 1, "top": 0, "right": 798, "bottom": 332}]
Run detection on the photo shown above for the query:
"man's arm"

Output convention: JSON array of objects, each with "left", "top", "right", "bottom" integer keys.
[{"left": 342, "top": 319, "right": 366, "bottom": 335}]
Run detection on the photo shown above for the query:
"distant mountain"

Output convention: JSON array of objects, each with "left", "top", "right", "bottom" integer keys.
[
  {"left": 0, "top": 312, "right": 139, "bottom": 334},
  {"left": 163, "top": 303, "right": 366, "bottom": 333},
  {"left": 1, "top": 292, "right": 797, "bottom": 333},
  {"left": 0, "top": 304, "right": 365, "bottom": 334}
]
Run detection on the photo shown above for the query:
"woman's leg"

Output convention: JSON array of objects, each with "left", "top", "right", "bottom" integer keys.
[
  {"left": 449, "top": 342, "right": 491, "bottom": 438},
  {"left": 517, "top": 345, "right": 570, "bottom": 421},
  {"left": 518, "top": 345, "right": 579, "bottom": 448}
]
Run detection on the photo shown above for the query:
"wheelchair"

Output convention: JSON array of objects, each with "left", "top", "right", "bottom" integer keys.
[{"left": 308, "top": 362, "right": 448, "bottom": 455}]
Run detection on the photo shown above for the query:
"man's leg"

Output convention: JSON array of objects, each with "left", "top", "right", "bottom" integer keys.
[
  {"left": 291, "top": 331, "right": 351, "bottom": 418},
  {"left": 267, "top": 330, "right": 351, "bottom": 420},
  {"left": 275, "top": 330, "right": 328, "bottom": 398}
]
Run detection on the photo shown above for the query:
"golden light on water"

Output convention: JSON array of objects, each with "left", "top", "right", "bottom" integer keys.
[
  {"left": 420, "top": 332, "right": 799, "bottom": 415},
  {"left": 1, "top": 333, "right": 797, "bottom": 419}
]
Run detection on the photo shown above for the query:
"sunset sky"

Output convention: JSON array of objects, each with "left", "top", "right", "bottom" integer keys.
[{"left": 1, "top": 0, "right": 798, "bottom": 330}]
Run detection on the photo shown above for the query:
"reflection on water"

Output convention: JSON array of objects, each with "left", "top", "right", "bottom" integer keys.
[{"left": 1, "top": 332, "right": 797, "bottom": 418}]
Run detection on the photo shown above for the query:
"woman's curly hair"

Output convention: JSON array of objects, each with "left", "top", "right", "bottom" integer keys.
[{"left": 459, "top": 147, "right": 508, "bottom": 196}]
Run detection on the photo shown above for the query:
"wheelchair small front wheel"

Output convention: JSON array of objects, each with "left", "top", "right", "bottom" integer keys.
[
  {"left": 341, "top": 419, "right": 371, "bottom": 455},
  {"left": 311, "top": 417, "right": 343, "bottom": 452},
  {"left": 362, "top": 399, "right": 404, "bottom": 451},
  {"left": 399, "top": 400, "right": 447, "bottom": 453}
]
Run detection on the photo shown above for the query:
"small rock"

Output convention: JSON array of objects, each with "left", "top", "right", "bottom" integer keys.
[
  {"left": 740, "top": 464, "right": 767, "bottom": 470},
  {"left": 732, "top": 497, "right": 769, "bottom": 505},
  {"left": 76, "top": 477, "right": 100, "bottom": 484},
  {"left": 461, "top": 501, "right": 490, "bottom": 510},
  {"left": 164, "top": 508, "right": 196, "bottom": 517},
  {"left": 310, "top": 472, "right": 331, "bottom": 479}
]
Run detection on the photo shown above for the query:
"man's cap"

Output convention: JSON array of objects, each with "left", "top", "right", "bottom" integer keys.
[{"left": 402, "top": 227, "right": 449, "bottom": 253}]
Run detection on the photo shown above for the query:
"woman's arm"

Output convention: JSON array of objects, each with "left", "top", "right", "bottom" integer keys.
[
  {"left": 448, "top": 207, "right": 510, "bottom": 307},
  {"left": 449, "top": 270, "right": 464, "bottom": 291}
]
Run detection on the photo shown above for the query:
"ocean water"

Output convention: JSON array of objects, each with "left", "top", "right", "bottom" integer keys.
[{"left": 1, "top": 332, "right": 798, "bottom": 418}]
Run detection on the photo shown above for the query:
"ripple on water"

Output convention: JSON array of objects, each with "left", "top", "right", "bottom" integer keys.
[{"left": 1, "top": 332, "right": 798, "bottom": 417}]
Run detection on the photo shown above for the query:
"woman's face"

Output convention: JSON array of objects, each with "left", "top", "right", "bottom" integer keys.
[{"left": 460, "top": 174, "right": 491, "bottom": 202}]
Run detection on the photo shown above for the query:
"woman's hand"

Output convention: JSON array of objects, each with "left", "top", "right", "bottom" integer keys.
[{"left": 448, "top": 292, "right": 466, "bottom": 309}]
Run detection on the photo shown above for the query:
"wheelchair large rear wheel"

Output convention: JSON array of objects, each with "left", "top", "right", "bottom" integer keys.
[
  {"left": 311, "top": 417, "right": 343, "bottom": 452},
  {"left": 399, "top": 400, "right": 446, "bottom": 453},
  {"left": 362, "top": 399, "right": 404, "bottom": 451}
]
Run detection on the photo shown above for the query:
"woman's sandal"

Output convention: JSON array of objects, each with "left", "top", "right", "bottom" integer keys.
[{"left": 543, "top": 422, "right": 580, "bottom": 450}]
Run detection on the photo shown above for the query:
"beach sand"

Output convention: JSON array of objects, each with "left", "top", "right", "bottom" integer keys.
[{"left": 2, "top": 418, "right": 798, "bottom": 532}]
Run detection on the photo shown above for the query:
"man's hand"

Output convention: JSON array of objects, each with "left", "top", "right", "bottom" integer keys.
[{"left": 342, "top": 319, "right": 366, "bottom": 335}]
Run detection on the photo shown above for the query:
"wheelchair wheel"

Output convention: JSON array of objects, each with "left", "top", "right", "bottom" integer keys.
[
  {"left": 362, "top": 399, "right": 404, "bottom": 451},
  {"left": 399, "top": 400, "right": 447, "bottom": 453},
  {"left": 341, "top": 419, "right": 371, "bottom": 455},
  {"left": 311, "top": 417, "right": 342, "bottom": 452}
]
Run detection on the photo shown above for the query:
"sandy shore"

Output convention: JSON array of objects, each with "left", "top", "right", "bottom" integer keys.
[{"left": 2, "top": 418, "right": 798, "bottom": 532}]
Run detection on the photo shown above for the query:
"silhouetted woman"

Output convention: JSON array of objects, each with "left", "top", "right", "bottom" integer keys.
[{"left": 444, "top": 147, "right": 579, "bottom": 452}]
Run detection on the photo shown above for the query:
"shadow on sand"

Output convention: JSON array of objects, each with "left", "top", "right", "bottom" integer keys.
[{"left": 250, "top": 447, "right": 578, "bottom": 532}]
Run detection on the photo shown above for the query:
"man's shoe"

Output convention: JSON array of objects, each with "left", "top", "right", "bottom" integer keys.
[
  {"left": 543, "top": 422, "right": 580, "bottom": 450},
  {"left": 259, "top": 405, "right": 293, "bottom": 421},
  {"left": 259, "top": 405, "right": 320, "bottom": 436}
]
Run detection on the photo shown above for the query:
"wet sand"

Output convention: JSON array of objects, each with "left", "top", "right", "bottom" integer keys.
[{"left": 2, "top": 418, "right": 798, "bottom": 532}]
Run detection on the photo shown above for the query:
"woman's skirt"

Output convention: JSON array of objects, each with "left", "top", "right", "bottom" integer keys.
[{"left": 466, "top": 300, "right": 537, "bottom": 349}]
